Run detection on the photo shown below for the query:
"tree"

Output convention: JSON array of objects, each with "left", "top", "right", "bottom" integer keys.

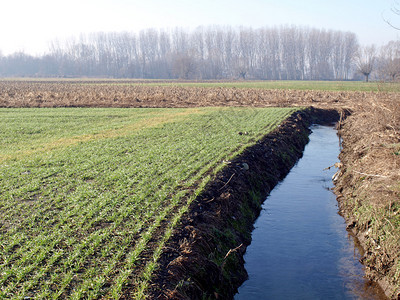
[
  {"left": 0, "top": 25, "right": 363, "bottom": 79},
  {"left": 384, "top": 0, "right": 400, "bottom": 30},
  {"left": 356, "top": 45, "right": 376, "bottom": 82},
  {"left": 233, "top": 57, "right": 248, "bottom": 79},
  {"left": 172, "top": 52, "right": 197, "bottom": 79},
  {"left": 343, "top": 32, "right": 358, "bottom": 80},
  {"left": 379, "top": 41, "right": 400, "bottom": 81}
]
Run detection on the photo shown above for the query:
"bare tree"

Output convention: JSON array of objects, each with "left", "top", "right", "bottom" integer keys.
[
  {"left": 307, "top": 29, "right": 320, "bottom": 80},
  {"left": 233, "top": 57, "right": 248, "bottom": 79},
  {"left": 238, "top": 27, "right": 257, "bottom": 78},
  {"left": 379, "top": 41, "right": 400, "bottom": 81},
  {"left": 268, "top": 27, "right": 281, "bottom": 80},
  {"left": 172, "top": 52, "right": 197, "bottom": 79},
  {"left": 384, "top": 0, "right": 400, "bottom": 30},
  {"left": 281, "top": 26, "right": 297, "bottom": 80},
  {"left": 356, "top": 45, "right": 376, "bottom": 82},
  {"left": 343, "top": 32, "right": 358, "bottom": 80},
  {"left": 0, "top": 25, "right": 363, "bottom": 79},
  {"left": 222, "top": 26, "right": 236, "bottom": 78}
]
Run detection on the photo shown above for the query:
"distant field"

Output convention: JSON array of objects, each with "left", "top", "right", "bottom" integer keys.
[
  {"left": 0, "top": 107, "right": 297, "bottom": 299},
  {"left": 132, "top": 80, "right": 400, "bottom": 92},
  {"left": 2, "top": 78, "right": 400, "bottom": 92}
]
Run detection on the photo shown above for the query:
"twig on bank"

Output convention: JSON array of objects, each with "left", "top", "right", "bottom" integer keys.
[
  {"left": 205, "top": 197, "right": 215, "bottom": 203},
  {"left": 324, "top": 162, "right": 343, "bottom": 170},
  {"left": 224, "top": 244, "right": 244, "bottom": 260},
  {"left": 324, "top": 164, "right": 336, "bottom": 170},
  {"left": 218, "top": 173, "right": 235, "bottom": 191},
  {"left": 220, "top": 243, "right": 244, "bottom": 272}
]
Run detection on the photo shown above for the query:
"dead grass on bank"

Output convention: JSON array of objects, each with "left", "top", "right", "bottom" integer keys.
[{"left": 335, "top": 95, "right": 400, "bottom": 299}]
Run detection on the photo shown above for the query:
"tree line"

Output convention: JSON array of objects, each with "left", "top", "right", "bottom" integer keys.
[{"left": 0, "top": 25, "right": 398, "bottom": 81}]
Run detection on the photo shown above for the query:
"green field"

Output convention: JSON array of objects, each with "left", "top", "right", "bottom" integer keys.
[
  {"left": 0, "top": 107, "right": 297, "bottom": 299},
  {"left": 5, "top": 78, "right": 400, "bottom": 92}
]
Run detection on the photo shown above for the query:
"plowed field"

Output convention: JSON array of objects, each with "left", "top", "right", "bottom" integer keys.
[{"left": 0, "top": 80, "right": 397, "bottom": 110}]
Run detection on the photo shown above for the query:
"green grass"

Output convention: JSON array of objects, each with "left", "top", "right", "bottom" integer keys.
[
  {"left": 0, "top": 107, "right": 297, "bottom": 299},
  {"left": 4, "top": 78, "right": 400, "bottom": 92},
  {"left": 122, "top": 80, "right": 400, "bottom": 92}
]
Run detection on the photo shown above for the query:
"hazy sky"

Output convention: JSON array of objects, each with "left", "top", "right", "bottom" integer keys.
[{"left": 1, "top": 0, "right": 399, "bottom": 55}]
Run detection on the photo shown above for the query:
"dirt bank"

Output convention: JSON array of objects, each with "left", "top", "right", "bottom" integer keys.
[{"left": 147, "top": 108, "right": 340, "bottom": 299}]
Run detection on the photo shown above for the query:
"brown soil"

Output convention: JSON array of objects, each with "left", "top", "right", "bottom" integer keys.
[
  {"left": 0, "top": 80, "right": 396, "bottom": 110},
  {"left": 1, "top": 80, "right": 399, "bottom": 299}
]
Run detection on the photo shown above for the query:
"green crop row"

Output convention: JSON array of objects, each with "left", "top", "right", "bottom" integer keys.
[{"left": 0, "top": 107, "right": 297, "bottom": 299}]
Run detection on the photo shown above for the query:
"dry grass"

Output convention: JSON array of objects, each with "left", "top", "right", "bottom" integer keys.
[{"left": 335, "top": 95, "right": 400, "bottom": 298}]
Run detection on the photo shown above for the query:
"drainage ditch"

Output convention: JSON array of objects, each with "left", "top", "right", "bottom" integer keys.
[{"left": 235, "top": 125, "right": 386, "bottom": 299}]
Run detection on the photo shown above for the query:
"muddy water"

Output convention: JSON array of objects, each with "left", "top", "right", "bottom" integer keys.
[{"left": 236, "top": 126, "right": 385, "bottom": 300}]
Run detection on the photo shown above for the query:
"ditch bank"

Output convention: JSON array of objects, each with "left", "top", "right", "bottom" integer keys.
[
  {"left": 334, "top": 99, "right": 400, "bottom": 299},
  {"left": 148, "top": 107, "right": 342, "bottom": 299}
]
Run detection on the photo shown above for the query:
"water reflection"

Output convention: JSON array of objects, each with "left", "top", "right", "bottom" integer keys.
[{"left": 235, "top": 126, "right": 386, "bottom": 300}]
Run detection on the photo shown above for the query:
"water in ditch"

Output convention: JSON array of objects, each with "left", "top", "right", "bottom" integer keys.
[{"left": 235, "top": 125, "right": 386, "bottom": 300}]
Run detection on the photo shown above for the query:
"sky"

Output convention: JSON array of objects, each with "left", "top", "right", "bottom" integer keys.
[{"left": 1, "top": 0, "right": 399, "bottom": 56}]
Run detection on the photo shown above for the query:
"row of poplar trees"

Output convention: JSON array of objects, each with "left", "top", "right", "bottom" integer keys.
[{"left": 0, "top": 25, "right": 393, "bottom": 80}]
